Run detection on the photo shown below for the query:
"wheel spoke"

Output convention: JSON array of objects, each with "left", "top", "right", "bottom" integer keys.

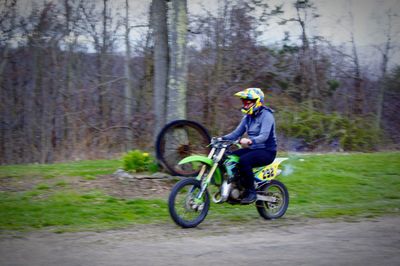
[
  {"left": 169, "top": 178, "right": 210, "bottom": 227},
  {"left": 256, "top": 181, "right": 288, "bottom": 220},
  {"left": 156, "top": 120, "right": 211, "bottom": 176}
]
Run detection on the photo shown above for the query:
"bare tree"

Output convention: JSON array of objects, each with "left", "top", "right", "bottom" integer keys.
[
  {"left": 1, "top": 0, "right": 399, "bottom": 164},
  {"left": 375, "top": 8, "right": 399, "bottom": 127},
  {"left": 347, "top": 3, "right": 364, "bottom": 116},
  {"left": 123, "top": 0, "right": 134, "bottom": 149},
  {"left": 277, "top": 0, "right": 321, "bottom": 109},
  {"left": 0, "top": 0, "right": 18, "bottom": 85},
  {"left": 0, "top": 0, "right": 18, "bottom": 162}
]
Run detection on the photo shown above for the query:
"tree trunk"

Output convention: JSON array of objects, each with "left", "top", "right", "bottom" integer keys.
[
  {"left": 166, "top": 0, "right": 188, "bottom": 122},
  {"left": 152, "top": 0, "right": 169, "bottom": 137},
  {"left": 124, "top": 0, "right": 134, "bottom": 149},
  {"left": 63, "top": 0, "right": 75, "bottom": 158}
]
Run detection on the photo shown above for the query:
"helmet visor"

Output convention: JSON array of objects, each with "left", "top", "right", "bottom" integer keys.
[{"left": 241, "top": 99, "right": 256, "bottom": 110}]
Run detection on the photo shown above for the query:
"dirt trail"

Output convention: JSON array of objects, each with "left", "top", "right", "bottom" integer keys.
[{"left": 1, "top": 216, "right": 399, "bottom": 266}]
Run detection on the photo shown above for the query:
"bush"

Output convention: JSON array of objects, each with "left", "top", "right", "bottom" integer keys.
[
  {"left": 276, "top": 110, "right": 381, "bottom": 151},
  {"left": 122, "top": 150, "right": 158, "bottom": 173}
]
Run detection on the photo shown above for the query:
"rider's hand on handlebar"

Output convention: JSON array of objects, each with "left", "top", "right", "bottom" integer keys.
[
  {"left": 240, "top": 138, "right": 252, "bottom": 146},
  {"left": 211, "top": 137, "right": 224, "bottom": 145},
  {"left": 211, "top": 137, "right": 223, "bottom": 142}
]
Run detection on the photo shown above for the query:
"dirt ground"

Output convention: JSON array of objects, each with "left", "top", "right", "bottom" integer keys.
[
  {"left": 1, "top": 216, "right": 399, "bottom": 266},
  {"left": 71, "top": 174, "right": 177, "bottom": 199},
  {"left": 0, "top": 173, "right": 176, "bottom": 199}
]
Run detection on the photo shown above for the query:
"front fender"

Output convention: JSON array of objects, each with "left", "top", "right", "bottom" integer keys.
[{"left": 178, "top": 155, "right": 222, "bottom": 185}]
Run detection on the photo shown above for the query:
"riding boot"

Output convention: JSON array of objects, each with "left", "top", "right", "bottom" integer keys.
[{"left": 241, "top": 188, "right": 257, "bottom": 204}]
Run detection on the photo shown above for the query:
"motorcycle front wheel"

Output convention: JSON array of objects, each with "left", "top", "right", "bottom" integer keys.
[
  {"left": 168, "top": 178, "right": 210, "bottom": 228},
  {"left": 256, "top": 180, "right": 289, "bottom": 220}
]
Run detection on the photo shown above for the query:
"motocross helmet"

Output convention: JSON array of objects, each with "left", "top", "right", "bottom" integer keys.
[{"left": 234, "top": 88, "right": 264, "bottom": 115}]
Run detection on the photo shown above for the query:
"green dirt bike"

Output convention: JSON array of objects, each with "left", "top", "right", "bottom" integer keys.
[{"left": 168, "top": 137, "right": 289, "bottom": 228}]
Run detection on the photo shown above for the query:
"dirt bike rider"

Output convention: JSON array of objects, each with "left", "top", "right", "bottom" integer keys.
[{"left": 221, "top": 88, "right": 277, "bottom": 204}]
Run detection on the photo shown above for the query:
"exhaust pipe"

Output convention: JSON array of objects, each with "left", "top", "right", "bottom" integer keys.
[
  {"left": 212, "top": 181, "right": 231, "bottom": 203},
  {"left": 212, "top": 191, "right": 223, "bottom": 203}
]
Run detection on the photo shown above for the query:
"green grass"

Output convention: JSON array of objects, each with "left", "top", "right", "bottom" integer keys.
[
  {"left": 0, "top": 159, "right": 121, "bottom": 179},
  {"left": 283, "top": 152, "right": 400, "bottom": 218},
  {"left": 0, "top": 190, "right": 168, "bottom": 231},
  {"left": 0, "top": 152, "right": 399, "bottom": 231}
]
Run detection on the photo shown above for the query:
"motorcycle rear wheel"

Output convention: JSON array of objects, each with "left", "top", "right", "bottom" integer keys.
[
  {"left": 168, "top": 178, "right": 210, "bottom": 228},
  {"left": 256, "top": 180, "right": 289, "bottom": 220}
]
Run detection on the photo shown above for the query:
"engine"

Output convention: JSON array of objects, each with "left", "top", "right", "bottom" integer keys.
[
  {"left": 212, "top": 180, "right": 243, "bottom": 203},
  {"left": 230, "top": 188, "right": 241, "bottom": 199}
]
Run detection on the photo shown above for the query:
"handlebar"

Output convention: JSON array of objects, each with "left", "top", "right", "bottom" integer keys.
[{"left": 210, "top": 137, "right": 240, "bottom": 148}]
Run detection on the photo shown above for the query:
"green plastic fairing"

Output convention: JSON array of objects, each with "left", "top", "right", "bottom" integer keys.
[{"left": 178, "top": 155, "right": 222, "bottom": 185}]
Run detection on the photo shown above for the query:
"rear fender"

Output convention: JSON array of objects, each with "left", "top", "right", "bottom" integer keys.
[
  {"left": 254, "top": 157, "right": 289, "bottom": 181},
  {"left": 272, "top": 157, "right": 288, "bottom": 168},
  {"left": 270, "top": 157, "right": 289, "bottom": 177},
  {"left": 178, "top": 155, "right": 222, "bottom": 185}
]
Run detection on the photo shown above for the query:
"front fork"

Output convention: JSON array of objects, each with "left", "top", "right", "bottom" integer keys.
[
  {"left": 195, "top": 163, "right": 219, "bottom": 203},
  {"left": 194, "top": 148, "right": 226, "bottom": 202}
]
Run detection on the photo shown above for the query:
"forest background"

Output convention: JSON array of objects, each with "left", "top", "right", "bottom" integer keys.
[{"left": 1, "top": 0, "right": 399, "bottom": 165}]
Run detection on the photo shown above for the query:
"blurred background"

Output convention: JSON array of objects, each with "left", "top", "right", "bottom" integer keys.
[{"left": 1, "top": 0, "right": 399, "bottom": 165}]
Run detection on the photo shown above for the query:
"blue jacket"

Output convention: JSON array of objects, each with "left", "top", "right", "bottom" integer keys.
[{"left": 223, "top": 107, "right": 277, "bottom": 151}]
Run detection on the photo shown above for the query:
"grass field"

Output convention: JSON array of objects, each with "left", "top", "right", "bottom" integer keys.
[
  {"left": 0, "top": 152, "right": 399, "bottom": 232},
  {"left": 0, "top": 159, "right": 121, "bottom": 179}
]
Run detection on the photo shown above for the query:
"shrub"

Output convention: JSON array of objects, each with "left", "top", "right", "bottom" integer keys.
[
  {"left": 122, "top": 150, "right": 158, "bottom": 173},
  {"left": 276, "top": 110, "right": 381, "bottom": 151}
]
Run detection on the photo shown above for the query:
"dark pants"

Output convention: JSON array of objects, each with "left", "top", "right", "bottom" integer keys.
[{"left": 232, "top": 148, "right": 277, "bottom": 192}]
